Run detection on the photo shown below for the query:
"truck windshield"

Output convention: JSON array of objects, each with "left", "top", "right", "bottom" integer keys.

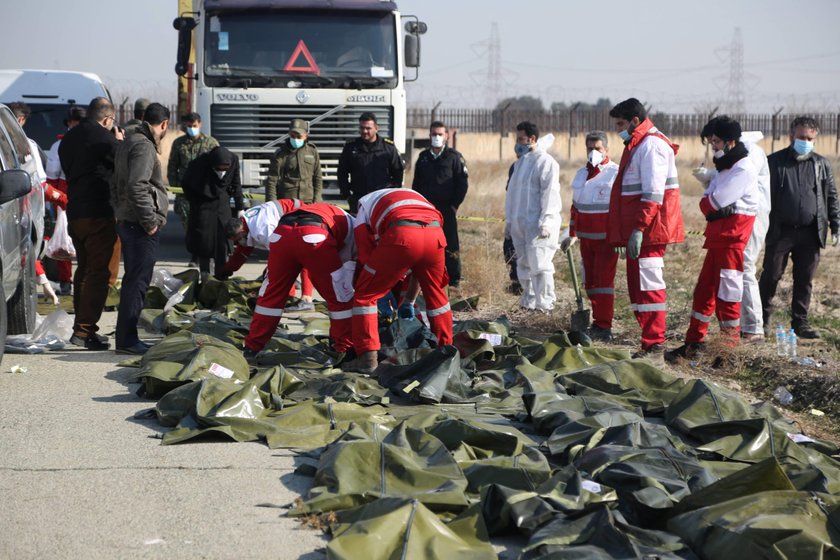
[{"left": 204, "top": 11, "right": 398, "bottom": 89}]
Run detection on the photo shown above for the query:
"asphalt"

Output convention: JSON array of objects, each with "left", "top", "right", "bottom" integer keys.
[{"left": 0, "top": 213, "right": 327, "bottom": 559}]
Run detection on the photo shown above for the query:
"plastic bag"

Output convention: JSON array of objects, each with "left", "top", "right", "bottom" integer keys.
[
  {"left": 5, "top": 309, "right": 74, "bottom": 353},
  {"left": 45, "top": 208, "right": 76, "bottom": 261},
  {"left": 151, "top": 269, "right": 184, "bottom": 298}
]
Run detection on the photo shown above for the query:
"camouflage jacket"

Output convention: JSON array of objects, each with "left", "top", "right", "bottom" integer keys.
[{"left": 167, "top": 133, "right": 220, "bottom": 186}]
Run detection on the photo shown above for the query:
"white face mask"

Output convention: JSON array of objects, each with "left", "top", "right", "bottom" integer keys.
[
  {"left": 214, "top": 169, "right": 227, "bottom": 179},
  {"left": 713, "top": 149, "right": 725, "bottom": 159},
  {"left": 430, "top": 134, "right": 445, "bottom": 148},
  {"left": 588, "top": 150, "right": 604, "bottom": 166}
]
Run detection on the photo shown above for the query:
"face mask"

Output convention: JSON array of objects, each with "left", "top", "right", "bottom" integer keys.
[
  {"left": 430, "top": 134, "right": 445, "bottom": 148},
  {"left": 618, "top": 129, "right": 631, "bottom": 142},
  {"left": 793, "top": 138, "right": 814, "bottom": 156},
  {"left": 290, "top": 137, "right": 305, "bottom": 149},
  {"left": 713, "top": 149, "right": 725, "bottom": 159},
  {"left": 514, "top": 143, "right": 531, "bottom": 157},
  {"left": 588, "top": 150, "right": 604, "bottom": 166},
  {"left": 214, "top": 169, "right": 227, "bottom": 179},
  {"left": 185, "top": 127, "right": 200, "bottom": 138}
]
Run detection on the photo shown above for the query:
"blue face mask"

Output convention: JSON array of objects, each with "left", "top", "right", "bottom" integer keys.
[
  {"left": 793, "top": 138, "right": 814, "bottom": 156},
  {"left": 618, "top": 129, "right": 631, "bottom": 142},
  {"left": 514, "top": 143, "right": 531, "bottom": 157},
  {"left": 290, "top": 137, "right": 305, "bottom": 149},
  {"left": 185, "top": 126, "right": 200, "bottom": 138}
]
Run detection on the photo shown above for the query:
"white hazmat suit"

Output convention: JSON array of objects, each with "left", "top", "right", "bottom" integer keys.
[{"left": 505, "top": 143, "right": 562, "bottom": 311}]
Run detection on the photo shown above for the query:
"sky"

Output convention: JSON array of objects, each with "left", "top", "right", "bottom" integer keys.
[{"left": 1, "top": 0, "right": 838, "bottom": 113}]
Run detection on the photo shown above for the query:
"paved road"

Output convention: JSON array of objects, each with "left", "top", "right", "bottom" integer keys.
[{"left": 0, "top": 213, "right": 326, "bottom": 559}]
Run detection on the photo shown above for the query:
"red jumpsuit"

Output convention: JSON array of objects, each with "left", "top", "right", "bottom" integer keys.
[
  {"left": 608, "top": 119, "right": 684, "bottom": 350},
  {"left": 686, "top": 154, "right": 758, "bottom": 343},
  {"left": 569, "top": 160, "right": 619, "bottom": 330},
  {"left": 352, "top": 189, "right": 452, "bottom": 353},
  {"left": 244, "top": 203, "right": 354, "bottom": 353}
]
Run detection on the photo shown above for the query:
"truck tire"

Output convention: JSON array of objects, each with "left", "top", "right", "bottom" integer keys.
[
  {"left": 7, "top": 254, "right": 36, "bottom": 335},
  {"left": 0, "top": 282, "right": 6, "bottom": 366}
]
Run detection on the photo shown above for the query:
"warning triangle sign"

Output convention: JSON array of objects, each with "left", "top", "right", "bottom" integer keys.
[{"left": 283, "top": 40, "right": 321, "bottom": 75}]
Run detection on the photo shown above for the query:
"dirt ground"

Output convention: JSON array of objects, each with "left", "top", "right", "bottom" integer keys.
[{"left": 441, "top": 153, "right": 840, "bottom": 445}]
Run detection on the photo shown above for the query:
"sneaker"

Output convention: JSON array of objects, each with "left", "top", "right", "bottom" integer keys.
[
  {"left": 794, "top": 325, "right": 821, "bottom": 339},
  {"left": 70, "top": 333, "right": 110, "bottom": 351},
  {"left": 340, "top": 350, "right": 378, "bottom": 374},
  {"left": 741, "top": 332, "right": 765, "bottom": 343},
  {"left": 115, "top": 342, "right": 150, "bottom": 355},
  {"left": 243, "top": 347, "right": 259, "bottom": 362},
  {"left": 664, "top": 342, "right": 706, "bottom": 364},
  {"left": 589, "top": 324, "right": 613, "bottom": 342},
  {"left": 631, "top": 343, "right": 665, "bottom": 360},
  {"left": 285, "top": 300, "right": 315, "bottom": 312}
]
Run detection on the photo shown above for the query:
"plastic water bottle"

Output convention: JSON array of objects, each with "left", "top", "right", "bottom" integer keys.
[
  {"left": 775, "top": 326, "right": 786, "bottom": 356},
  {"left": 787, "top": 328, "right": 798, "bottom": 359}
]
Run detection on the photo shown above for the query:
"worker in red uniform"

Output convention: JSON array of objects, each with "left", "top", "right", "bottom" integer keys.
[
  {"left": 222, "top": 198, "right": 302, "bottom": 274},
  {"left": 342, "top": 188, "right": 453, "bottom": 374},
  {"left": 608, "top": 98, "right": 684, "bottom": 359},
  {"left": 240, "top": 203, "right": 355, "bottom": 359},
  {"left": 665, "top": 117, "right": 758, "bottom": 362},
  {"left": 561, "top": 130, "right": 620, "bottom": 341}
]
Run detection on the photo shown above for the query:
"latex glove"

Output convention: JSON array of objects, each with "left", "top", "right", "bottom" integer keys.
[
  {"left": 692, "top": 166, "right": 715, "bottom": 185},
  {"left": 38, "top": 274, "right": 59, "bottom": 305},
  {"left": 706, "top": 203, "right": 735, "bottom": 222},
  {"left": 614, "top": 246, "right": 626, "bottom": 260},
  {"left": 560, "top": 236, "right": 578, "bottom": 253},
  {"left": 397, "top": 302, "right": 416, "bottom": 320},
  {"left": 627, "top": 229, "right": 643, "bottom": 260},
  {"left": 504, "top": 222, "right": 511, "bottom": 238},
  {"left": 833, "top": 234, "right": 840, "bottom": 247},
  {"left": 237, "top": 209, "right": 245, "bottom": 219},
  {"left": 538, "top": 225, "right": 551, "bottom": 239}
]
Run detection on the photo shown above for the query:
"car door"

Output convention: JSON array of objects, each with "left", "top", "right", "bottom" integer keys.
[{"left": 0, "top": 120, "right": 21, "bottom": 300}]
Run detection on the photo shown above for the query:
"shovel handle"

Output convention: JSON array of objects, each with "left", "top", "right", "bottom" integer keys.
[{"left": 566, "top": 247, "right": 584, "bottom": 307}]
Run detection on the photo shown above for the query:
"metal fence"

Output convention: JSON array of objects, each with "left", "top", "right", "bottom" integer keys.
[
  {"left": 115, "top": 102, "right": 180, "bottom": 126},
  {"left": 408, "top": 108, "right": 840, "bottom": 139}
]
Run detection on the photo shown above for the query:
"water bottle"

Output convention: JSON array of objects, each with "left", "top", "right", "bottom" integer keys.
[
  {"left": 787, "top": 328, "right": 797, "bottom": 359},
  {"left": 775, "top": 326, "right": 786, "bottom": 356}
]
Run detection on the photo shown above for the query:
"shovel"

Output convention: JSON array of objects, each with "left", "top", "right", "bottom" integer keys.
[{"left": 566, "top": 247, "right": 591, "bottom": 333}]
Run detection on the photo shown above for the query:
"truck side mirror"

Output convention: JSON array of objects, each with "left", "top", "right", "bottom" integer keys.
[
  {"left": 174, "top": 16, "right": 197, "bottom": 76},
  {"left": 0, "top": 170, "right": 32, "bottom": 205},
  {"left": 403, "top": 20, "right": 427, "bottom": 69}
]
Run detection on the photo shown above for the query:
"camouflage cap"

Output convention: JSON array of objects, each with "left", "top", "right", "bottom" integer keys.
[
  {"left": 134, "top": 98, "right": 151, "bottom": 112},
  {"left": 289, "top": 118, "right": 308, "bottom": 135}
]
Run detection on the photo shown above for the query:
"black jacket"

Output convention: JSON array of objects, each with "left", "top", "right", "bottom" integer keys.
[
  {"left": 181, "top": 151, "right": 244, "bottom": 257},
  {"left": 58, "top": 118, "right": 120, "bottom": 220},
  {"left": 337, "top": 135, "right": 403, "bottom": 209},
  {"left": 766, "top": 147, "right": 839, "bottom": 248},
  {"left": 411, "top": 147, "right": 469, "bottom": 210}
]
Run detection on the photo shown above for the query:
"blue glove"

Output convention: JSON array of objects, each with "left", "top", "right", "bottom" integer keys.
[
  {"left": 627, "top": 229, "right": 643, "bottom": 260},
  {"left": 377, "top": 293, "right": 397, "bottom": 319},
  {"left": 398, "top": 303, "right": 416, "bottom": 320}
]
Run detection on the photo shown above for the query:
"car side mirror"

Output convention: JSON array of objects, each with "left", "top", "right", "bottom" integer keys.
[{"left": 0, "top": 169, "right": 32, "bottom": 205}]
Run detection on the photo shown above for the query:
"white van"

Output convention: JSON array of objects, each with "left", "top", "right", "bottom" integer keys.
[{"left": 0, "top": 69, "right": 111, "bottom": 150}]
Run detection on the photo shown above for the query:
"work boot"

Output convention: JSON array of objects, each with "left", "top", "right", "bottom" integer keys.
[
  {"left": 589, "top": 324, "right": 613, "bottom": 342},
  {"left": 341, "top": 350, "right": 378, "bottom": 374},
  {"left": 664, "top": 342, "right": 706, "bottom": 364},
  {"left": 794, "top": 324, "right": 821, "bottom": 339},
  {"left": 631, "top": 343, "right": 665, "bottom": 361}
]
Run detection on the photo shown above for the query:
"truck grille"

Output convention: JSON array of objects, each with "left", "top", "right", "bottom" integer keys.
[{"left": 210, "top": 104, "right": 393, "bottom": 187}]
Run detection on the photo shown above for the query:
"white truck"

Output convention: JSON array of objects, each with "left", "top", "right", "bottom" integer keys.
[
  {"left": 0, "top": 69, "right": 111, "bottom": 151},
  {"left": 174, "top": 0, "right": 426, "bottom": 194}
]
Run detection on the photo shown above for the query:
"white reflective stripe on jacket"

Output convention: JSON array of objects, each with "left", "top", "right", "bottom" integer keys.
[{"left": 571, "top": 162, "right": 619, "bottom": 212}]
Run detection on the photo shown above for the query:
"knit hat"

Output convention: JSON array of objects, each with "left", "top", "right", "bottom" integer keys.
[{"left": 711, "top": 117, "right": 742, "bottom": 142}]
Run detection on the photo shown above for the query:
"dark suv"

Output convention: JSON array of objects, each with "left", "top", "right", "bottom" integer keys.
[{"left": 0, "top": 104, "right": 46, "bottom": 361}]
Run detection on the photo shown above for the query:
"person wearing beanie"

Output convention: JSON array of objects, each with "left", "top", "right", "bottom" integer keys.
[{"left": 666, "top": 116, "right": 759, "bottom": 362}]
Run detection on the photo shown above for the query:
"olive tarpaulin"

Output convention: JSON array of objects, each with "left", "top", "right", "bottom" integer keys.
[{"left": 125, "top": 276, "right": 840, "bottom": 559}]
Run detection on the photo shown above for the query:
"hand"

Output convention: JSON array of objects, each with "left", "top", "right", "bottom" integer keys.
[
  {"left": 40, "top": 277, "right": 59, "bottom": 305},
  {"left": 147, "top": 225, "right": 159, "bottom": 236},
  {"left": 237, "top": 210, "right": 245, "bottom": 219},
  {"left": 706, "top": 203, "right": 735, "bottom": 222},
  {"left": 397, "top": 303, "right": 416, "bottom": 320},
  {"left": 615, "top": 246, "right": 627, "bottom": 260},
  {"left": 833, "top": 234, "right": 839, "bottom": 247},
  {"left": 692, "top": 166, "right": 715, "bottom": 185},
  {"left": 560, "top": 236, "right": 577, "bottom": 253},
  {"left": 627, "top": 229, "right": 643, "bottom": 260},
  {"left": 538, "top": 225, "right": 551, "bottom": 239}
]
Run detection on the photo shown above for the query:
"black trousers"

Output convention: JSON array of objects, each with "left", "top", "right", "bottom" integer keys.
[
  {"left": 438, "top": 205, "right": 461, "bottom": 287},
  {"left": 198, "top": 221, "right": 230, "bottom": 278},
  {"left": 503, "top": 236, "right": 518, "bottom": 283},
  {"left": 116, "top": 222, "right": 160, "bottom": 347},
  {"left": 758, "top": 225, "right": 821, "bottom": 329}
]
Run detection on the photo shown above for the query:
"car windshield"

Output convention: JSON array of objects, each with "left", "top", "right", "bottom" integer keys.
[
  {"left": 204, "top": 10, "right": 398, "bottom": 89},
  {"left": 18, "top": 104, "right": 69, "bottom": 151}
]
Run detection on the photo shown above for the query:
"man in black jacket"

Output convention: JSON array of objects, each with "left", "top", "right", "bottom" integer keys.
[
  {"left": 759, "top": 116, "right": 840, "bottom": 339},
  {"left": 58, "top": 97, "right": 123, "bottom": 350},
  {"left": 111, "top": 103, "right": 170, "bottom": 354},
  {"left": 412, "top": 120, "right": 469, "bottom": 288},
  {"left": 337, "top": 112, "right": 403, "bottom": 212}
]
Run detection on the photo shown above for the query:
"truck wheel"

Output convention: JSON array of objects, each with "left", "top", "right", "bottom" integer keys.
[
  {"left": 7, "top": 254, "right": 36, "bottom": 335},
  {"left": 0, "top": 282, "right": 6, "bottom": 366}
]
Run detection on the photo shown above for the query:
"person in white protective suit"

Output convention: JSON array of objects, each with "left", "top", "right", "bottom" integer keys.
[
  {"left": 692, "top": 119, "right": 770, "bottom": 342},
  {"left": 505, "top": 121, "right": 562, "bottom": 312}
]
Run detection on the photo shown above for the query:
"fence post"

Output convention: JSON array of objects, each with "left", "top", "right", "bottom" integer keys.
[
  {"left": 568, "top": 102, "right": 581, "bottom": 160},
  {"left": 430, "top": 101, "right": 441, "bottom": 123},
  {"left": 498, "top": 101, "right": 511, "bottom": 161},
  {"left": 771, "top": 107, "right": 784, "bottom": 154},
  {"left": 836, "top": 111, "right": 839, "bottom": 155}
]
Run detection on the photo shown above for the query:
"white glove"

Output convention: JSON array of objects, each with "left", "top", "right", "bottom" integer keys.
[
  {"left": 692, "top": 166, "right": 715, "bottom": 185},
  {"left": 504, "top": 222, "right": 511, "bottom": 238},
  {"left": 560, "top": 236, "right": 577, "bottom": 253},
  {"left": 237, "top": 210, "right": 245, "bottom": 219},
  {"left": 538, "top": 225, "right": 551, "bottom": 239},
  {"left": 38, "top": 274, "right": 59, "bottom": 305},
  {"left": 833, "top": 234, "right": 839, "bottom": 247}
]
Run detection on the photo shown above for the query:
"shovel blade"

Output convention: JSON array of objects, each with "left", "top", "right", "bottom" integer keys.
[{"left": 570, "top": 309, "right": 591, "bottom": 333}]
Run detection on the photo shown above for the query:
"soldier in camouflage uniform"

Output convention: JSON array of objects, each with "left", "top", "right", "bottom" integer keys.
[
  {"left": 121, "top": 98, "right": 150, "bottom": 137},
  {"left": 167, "top": 112, "right": 219, "bottom": 264}
]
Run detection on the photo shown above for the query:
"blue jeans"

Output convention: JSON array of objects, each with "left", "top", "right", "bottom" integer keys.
[{"left": 116, "top": 222, "right": 160, "bottom": 347}]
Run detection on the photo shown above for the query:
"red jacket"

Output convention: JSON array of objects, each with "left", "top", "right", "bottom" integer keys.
[
  {"left": 608, "top": 119, "right": 684, "bottom": 247},
  {"left": 296, "top": 203, "right": 355, "bottom": 260}
]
